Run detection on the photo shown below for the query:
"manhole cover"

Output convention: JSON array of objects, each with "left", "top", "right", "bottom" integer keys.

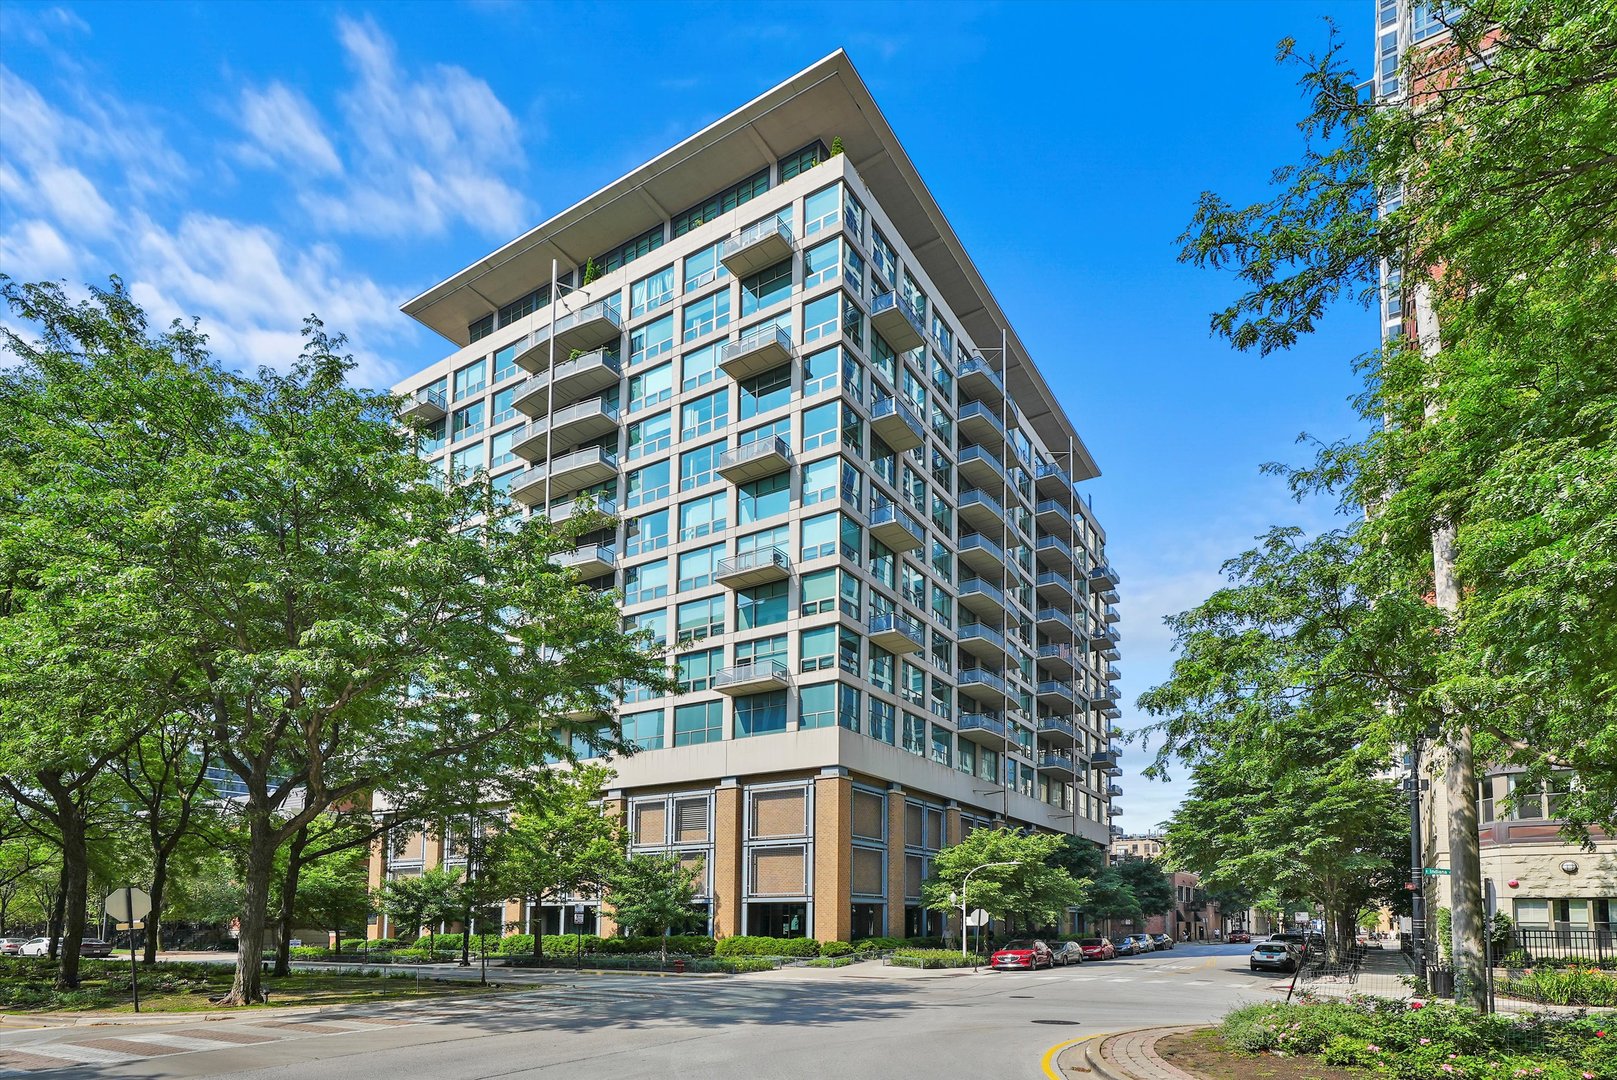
[{"left": 1031, "top": 1019, "right": 1082, "bottom": 1026}]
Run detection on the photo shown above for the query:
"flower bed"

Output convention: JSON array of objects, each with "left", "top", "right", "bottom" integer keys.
[
  {"left": 1219, "top": 998, "right": 1614, "bottom": 1080},
  {"left": 1498, "top": 968, "right": 1617, "bottom": 1008}
]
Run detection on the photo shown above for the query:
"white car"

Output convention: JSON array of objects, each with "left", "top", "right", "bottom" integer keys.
[{"left": 18, "top": 937, "right": 54, "bottom": 956}]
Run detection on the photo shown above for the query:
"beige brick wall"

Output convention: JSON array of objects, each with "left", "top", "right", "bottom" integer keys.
[
  {"left": 713, "top": 783, "right": 743, "bottom": 938},
  {"left": 886, "top": 789, "right": 907, "bottom": 939},
  {"left": 597, "top": 796, "right": 626, "bottom": 938},
  {"left": 814, "top": 775, "right": 852, "bottom": 942}
]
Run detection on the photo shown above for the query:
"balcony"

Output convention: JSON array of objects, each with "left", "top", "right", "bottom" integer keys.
[
  {"left": 1037, "top": 716, "right": 1077, "bottom": 742},
  {"left": 958, "top": 577, "right": 1007, "bottom": 620},
  {"left": 1035, "top": 570, "right": 1076, "bottom": 604},
  {"left": 1037, "top": 752, "right": 1076, "bottom": 773},
  {"left": 514, "top": 348, "right": 621, "bottom": 414},
  {"left": 957, "top": 488, "right": 1006, "bottom": 532},
  {"left": 1093, "top": 685, "right": 1120, "bottom": 706},
  {"left": 956, "top": 356, "right": 1004, "bottom": 404},
  {"left": 958, "top": 532, "right": 1006, "bottom": 575},
  {"left": 513, "top": 396, "right": 621, "bottom": 460},
  {"left": 1107, "top": 783, "right": 1124, "bottom": 798},
  {"left": 1036, "top": 498, "right": 1075, "bottom": 532},
  {"left": 1091, "top": 564, "right": 1121, "bottom": 588},
  {"left": 1107, "top": 663, "right": 1122, "bottom": 681},
  {"left": 957, "top": 401, "right": 1007, "bottom": 450},
  {"left": 1036, "top": 643, "right": 1078, "bottom": 677},
  {"left": 868, "top": 612, "right": 925, "bottom": 654},
  {"left": 1100, "top": 586, "right": 1121, "bottom": 605},
  {"left": 554, "top": 543, "right": 617, "bottom": 578},
  {"left": 869, "top": 499, "right": 926, "bottom": 551},
  {"left": 957, "top": 712, "right": 1009, "bottom": 747},
  {"left": 399, "top": 386, "right": 446, "bottom": 424},
  {"left": 713, "top": 660, "right": 790, "bottom": 696},
  {"left": 1105, "top": 764, "right": 1124, "bottom": 777},
  {"left": 509, "top": 467, "right": 546, "bottom": 507},
  {"left": 531, "top": 445, "right": 619, "bottom": 500},
  {"left": 957, "top": 667, "right": 1014, "bottom": 707},
  {"left": 519, "top": 299, "right": 624, "bottom": 368},
  {"left": 869, "top": 292, "right": 926, "bottom": 352},
  {"left": 717, "top": 436, "right": 793, "bottom": 483},
  {"left": 720, "top": 324, "right": 793, "bottom": 381},
  {"left": 720, "top": 218, "right": 795, "bottom": 277},
  {"left": 1102, "top": 704, "right": 1122, "bottom": 721},
  {"left": 958, "top": 444, "right": 1008, "bottom": 489},
  {"left": 1090, "top": 749, "right": 1120, "bottom": 768},
  {"left": 1035, "top": 462, "right": 1073, "bottom": 496},
  {"left": 1107, "top": 804, "right": 1124, "bottom": 817},
  {"left": 1036, "top": 679, "right": 1075, "bottom": 707},
  {"left": 1037, "top": 606, "right": 1077, "bottom": 641},
  {"left": 957, "top": 621, "right": 1009, "bottom": 662},
  {"left": 1105, "top": 604, "right": 1120, "bottom": 624},
  {"left": 1036, "top": 534, "right": 1075, "bottom": 569},
  {"left": 870, "top": 394, "right": 925, "bottom": 452},
  {"left": 544, "top": 494, "right": 618, "bottom": 524},
  {"left": 715, "top": 547, "right": 791, "bottom": 589}
]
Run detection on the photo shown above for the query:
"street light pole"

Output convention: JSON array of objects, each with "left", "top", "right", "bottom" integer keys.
[{"left": 960, "top": 861, "right": 1020, "bottom": 960}]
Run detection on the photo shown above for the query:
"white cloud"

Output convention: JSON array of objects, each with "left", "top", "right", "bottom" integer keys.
[
  {"left": 0, "top": 5, "right": 90, "bottom": 49},
  {"left": 237, "top": 83, "right": 343, "bottom": 176},
  {"left": 35, "top": 165, "right": 115, "bottom": 235},
  {"left": 0, "top": 218, "right": 80, "bottom": 279},
  {"left": 255, "top": 16, "right": 536, "bottom": 240}
]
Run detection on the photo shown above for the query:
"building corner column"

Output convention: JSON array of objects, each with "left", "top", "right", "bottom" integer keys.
[
  {"left": 814, "top": 770, "right": 852, "bottom": 943},
  {"left": 713, "top": 780, "right": 743, "bottom": 939}
]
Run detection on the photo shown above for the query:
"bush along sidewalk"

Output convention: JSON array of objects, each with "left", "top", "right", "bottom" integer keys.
[
  {"left": 1219, "top": 998, "right": 1614, "bottom": 1080},
  {"left": 888, "top": 949, "right": 986, "bottom": 969},
  {"left": 1497, "top": 967, "right": 1617, "bottom": 1008}
]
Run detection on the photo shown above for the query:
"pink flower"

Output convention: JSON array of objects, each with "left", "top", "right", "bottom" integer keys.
[
  {"left": 1442, "top": 1066, "right": 1454, "bottom": 1074},
  {"left": 1367, "top": 1045, "right": 1380, "bottom": 1052},
  {"left": 1410, "top": 999, "right": 1425, "bottom": 1009},
  {"left": 1583, "top": 1073, "right": 1595, "bottom": 1079},
  {"left": 1421, "top": 1038, "right": 1432, "bottom": 1045}
]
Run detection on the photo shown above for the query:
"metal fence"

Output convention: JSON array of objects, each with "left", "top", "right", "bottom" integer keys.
[{"left": 1504, "top": 927, "right": 1615, "bottom": 966}]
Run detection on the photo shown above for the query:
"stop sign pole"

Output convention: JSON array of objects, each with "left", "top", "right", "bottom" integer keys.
[{"left": 105, "top": 886, "right": 152, "bottom": 1013}]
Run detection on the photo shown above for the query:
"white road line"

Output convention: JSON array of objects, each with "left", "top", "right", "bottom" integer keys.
[
  {"left": 124, "top": 1033, "right": 271, "bottom": 1051},
  {"left": 5, "top": 1043, "right": 139, "bottom": 1065}
]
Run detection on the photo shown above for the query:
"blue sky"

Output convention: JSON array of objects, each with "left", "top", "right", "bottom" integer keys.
[{"left": 0, "top": 0, "right": 1374, "bottom": 836}]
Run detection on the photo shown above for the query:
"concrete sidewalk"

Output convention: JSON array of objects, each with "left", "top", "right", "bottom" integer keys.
[{"left": 1055, "top": 1027, "right": 1204, "bottom": 1080}]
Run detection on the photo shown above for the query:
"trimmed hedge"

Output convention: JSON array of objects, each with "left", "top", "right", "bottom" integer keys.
[
  {"left": 714, "top": 936, "right": 819, "bottom": 958},
  {"left": 806, "top": 956, "right": 857, "bottom": 968},
  {"left": 889, "top": 948, "right": 984, "bottom": 969},
  {"left": 1498, "top": 967, "right": 1617, "bottom": 1007},
  {"left": 596, "top": 935, "right": 716, "bottom": 957},
  {"left": 853, "top": 936, "right": 903, "bottom": 954},
  {"left": 818, "top": 941, "right": 853, "bottom": 957}
]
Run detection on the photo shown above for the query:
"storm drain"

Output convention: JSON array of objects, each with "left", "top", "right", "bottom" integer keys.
[{"left": 1030, "top": 1019, "right": 1082, "bottom": 1025}]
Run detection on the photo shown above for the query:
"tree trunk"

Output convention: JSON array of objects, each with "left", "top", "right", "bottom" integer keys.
[
  {"left": 47, "top": 863, "right": 66, "bottom": 961},
  {"left": 224, "top": 816, "right": 277, "bottom": 1006},
  {"left": 144, "top": 849, "right": 170, "bottom": 965},
  {"left": 43, "top": 778, "right": 89, "bottom": 991},
  {"left": 274, "top": 826, "right": 309, "bottom": 978}
]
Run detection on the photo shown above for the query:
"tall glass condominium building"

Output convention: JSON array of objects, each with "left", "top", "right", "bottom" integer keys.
[{"left": 379, "top": 51, "right": 1124, "bottom": 943}]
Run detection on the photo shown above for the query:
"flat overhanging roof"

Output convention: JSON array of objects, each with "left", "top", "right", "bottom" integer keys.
[{"left": 401, "top": 50, "right": 1099, "bottom": 481}]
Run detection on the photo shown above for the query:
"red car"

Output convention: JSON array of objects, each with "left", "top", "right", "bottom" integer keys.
[
  {"left": 989, "top": 939, "right": 1054, "bottom": 970},
  {"left": 1228, "top": 930, "right": 1251, "bottom": 944},
  {"left": 1077, "top": 937, "right": 1116, "bottom": 961}
]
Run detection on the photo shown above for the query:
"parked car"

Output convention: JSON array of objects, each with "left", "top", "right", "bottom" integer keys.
[
  {"left": 989, "top": 939, "right": 1054, "bottom": 971},
  {"left": 1250, "top": 942, "right": 1300, "bottom": 972},
  {"left": 1151, "top": 934, "right": 1175, "bottom": 950},
  {"left": 1051, "top": 941, "right": 1086, "bottom": 966},
  {"left": 0, "top": 937, "right": 30, "bottom": 955},
  {"left": 1078, "top": 937, "right": 1116, "bottom": 961},
  {"left": 80, "top": 938, "right": 114, "bottom": 958},
  {"left": 1227, "top": 930, "right": 1251, "bottom": 944},
  {"left": 1123, "top": 934, "right": 1155, "bottom": 954},
  {"left": 18, "top": 937, "right": 53, "bottom": 957}
]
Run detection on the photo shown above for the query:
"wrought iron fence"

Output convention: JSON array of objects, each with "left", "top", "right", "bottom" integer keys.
[{"left": 1504, "top": 927, "right": 1615, "bottom": 966}]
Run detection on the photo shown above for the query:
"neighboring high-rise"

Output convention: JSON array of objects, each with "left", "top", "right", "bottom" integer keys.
[
  {"left": 1374, "top": 3, "right": 1613, "bottom": 951},
  {"left": 376, "top": 51, "right": 1123, "bottom": 943}
]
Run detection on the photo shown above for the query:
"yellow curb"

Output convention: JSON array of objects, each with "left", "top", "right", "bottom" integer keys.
[{"left": 1041, "top": 1030, "right": 1113, "bottom": 1080}]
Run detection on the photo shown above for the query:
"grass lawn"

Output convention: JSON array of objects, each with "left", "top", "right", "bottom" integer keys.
[
  {"left": 1156, "top": 1029, "right": 1369, "bottom": 1080},
  {"left": 0, "top": 958, "right": 507, "bottom": 1013}
]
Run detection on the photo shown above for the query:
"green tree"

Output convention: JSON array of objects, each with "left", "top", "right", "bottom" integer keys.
[
  {"left": 1114, "top": 860, "right": 1175, "bottom": 921},
  {"left": 375, "top": 866, "right": 462, "bottom": 955},
  {"left": 607, "top": 852, "right": 703, "bottom": 964},
  {"left": 291, "top": 855, "right": 370, "bottom": 955},
  {"left": 1177, "top": 0, "right": 1617, "bottom": 1004},
  {"left": 922, "top": 827, "right": 1087, "bottom": 938},
  {"left": 1044, "top": 837, "right": 1143, "bottom": 933},
  {"left": 486, "top": 764, "right": 623, "bottom": 962}
]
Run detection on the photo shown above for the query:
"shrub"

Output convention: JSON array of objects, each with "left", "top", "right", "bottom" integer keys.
[
  {"left": 714, "top": 936, "right": 819, "bottom": 958},
  {"left": 818, "top": 941, "right": 853, "bottom": 957},
  {"left": 889, "top": 949, "right": 983, "bottom": 969},
  {"left": 339, "top": 937, "right": 398, "bottom": 952},
  {"left": 1499, "top": 967, "right": 1617, "bottom": 1007},
  {"left": 595, "top": 935, "right": 715, "bottom": 957},
  {"left": 853, "top": 937, "right": 903, "bottom": 954},
  {"left": 540, "top": 934, "right": 600, "bottom": 956},
  {"left": 498, "top": 934, "right": 535, "bottom": 956},
  {"left": 288, "top": 946, "right": 333, "bottom": 960},
  {"left": 711, "top": 957, "right": 775, "bottom": 974},
  {"left": 805, "top": 956, "right": 856, "bottom": 968}
]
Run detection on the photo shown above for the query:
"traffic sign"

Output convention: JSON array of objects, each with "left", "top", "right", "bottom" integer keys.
[
  {"left": 965, "top": 908, "right": 989, "bottom": 928},
  {"left": 1423, "top": 867, "right": 1451, "bottom": 876},
  {"left": 105, "top": 888, "right": 152, "bottom": 922}
]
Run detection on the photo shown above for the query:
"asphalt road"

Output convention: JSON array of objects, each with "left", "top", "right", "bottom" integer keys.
[{"left": 0, "top": 944, "right": 1293, "bottom": 1079}]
